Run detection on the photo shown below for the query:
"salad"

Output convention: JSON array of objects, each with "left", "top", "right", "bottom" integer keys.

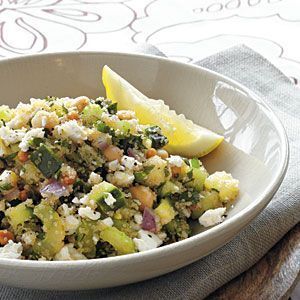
[{"left": 0, "top": 67, "right": 239, "bottom": 261}]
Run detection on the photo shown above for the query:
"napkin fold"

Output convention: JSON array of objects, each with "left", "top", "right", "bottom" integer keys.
[{"left": 2, "top": 45, "right": 300, "bottom": 299}]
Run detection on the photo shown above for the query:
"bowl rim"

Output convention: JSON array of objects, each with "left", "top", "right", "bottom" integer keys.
[{"left": 0, "top": 50, "right": 289, "bottom": 268}]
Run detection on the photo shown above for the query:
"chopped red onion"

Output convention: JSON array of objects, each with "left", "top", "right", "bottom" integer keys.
[
  {"left": 142, "top": 208, "right": 156, "bottom": 232},
  {"left": 40, "top": 181, "right": 67, "bottom": 198},
  {"left": 127, "top": 148, "right": 135, "bottom": 157},
  {"left": 97, "top": 140, "right": 108, "bottom": 151}
]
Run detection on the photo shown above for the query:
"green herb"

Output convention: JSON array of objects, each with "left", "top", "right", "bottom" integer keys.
[
  {"left": 96, "top": 121, "right": 110, "bottom": 133},
  {"left": 190, "top": 158, "right": 200, "bottom": 169},
  {"left": 30, "top": 144, "right": 61, "bottom": 178},
  {"left": 134, "top": 165, "right": 154, "bottom": 183},
  {"left": 145, "top": 126, "right": 168, "bottom": 149},
  {"left": 107, "top": 102, "right": 118, "bottom": 114}
]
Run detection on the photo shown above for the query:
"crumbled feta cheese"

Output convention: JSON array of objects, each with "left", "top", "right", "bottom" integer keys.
[
  {"left": 78, "top": 207, "right": 100, "bottom": 220},
  {"left": 88, "top": 172, "right": 102, "bottom": 185},
  {"left": 0, "top": 127, "right": 25, "bottom": 146},
  {"left": 64, "top": 215, "right": 80, "bottom": 235},
  {"left": 108, "top": 160, "right": 120, "bottom": 172},
  {"left": 107, "top": 171, "right": 134, "bottom": 187},
  {"left": 72, "top": 197, "right": 80, "bottom": 204},
  {"left": 55, "top": 120, "right": 87, "bottom": 142},
  {"left": 54, "top": 244, "right": 87, "bottom": 261},
  {"left": 198, "top": 207, "right": 226, "bottom": 227},
  {"left": 92, "top": 236, "right": 99, "bottom": 244},
  {"left": 79, "top": 195, "right": 89, "bottom": 205},
  {"left": 167, "top": 155, "right": 184, "bottom": 167},
  {"left": 58, "top": 203, "right": 73, "bottom": 217},
  {"left": 121, "top": 156, "right": 136, "bottom": 169},
  {"left": 134, "top": 213, "right": 143, "bottom": 225},
  {"left": 104, "top": 193, "right": 116, "bottom": 207},
  {"left": 0, "top": 240, "right": 23, "bottom": 259},
  {"left": 102, "top": 217, "right": 114, "bottom": 227},
  {"left": 133, "top": 230, "right": 163, "bottom": 252},
  {"left": 21, "top": 231, "right": 36, "bottom": 246},
  {"left": 19, "top": 128, "right": 44, "bottom": 151}
]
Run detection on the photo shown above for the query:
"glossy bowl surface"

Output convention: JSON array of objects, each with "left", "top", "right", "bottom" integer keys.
[{"left": 0, "top": 52, "right": 288, "bottom": 290}]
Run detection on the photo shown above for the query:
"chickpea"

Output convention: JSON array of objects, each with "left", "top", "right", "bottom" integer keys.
[
  {"left": 17, "top": 151, "right": 29, "bottom": 163},
  {"left": 67, "top": 111, "right": 79, "bottom": 120},
  {"left": 145, "top": 148, "right": 157, "bottom": 159},
  {"left": 74, "top": 96, "right": 89, "bottom": 112},
  {"left": 129, "top": 185, "right": 156, "bottom": 211},
  {"left": 31, "top": 111, "right": 59, "bottom": 129},
  {"left": 116, "top": 110, "right": 135, "bottom": 120},
  {"left": 103, "top": 145, "right": 123, "bottom": 162},
  {"left": 157, "top": 149, "right": 169, "bottom": 159},
  {"left": 0, "top": 230, "right": 14, "bottom": 246}
]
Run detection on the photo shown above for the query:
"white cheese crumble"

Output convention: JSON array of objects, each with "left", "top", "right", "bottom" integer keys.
[
  {"left": 107, "top": 171, "right": 135, "bottom": 187},
  {"left": 72, "top": 197, "right": 80, "bottom": 204},
  {"left": 108, "top": 160, "right": 120, "bottom": 172},
  {"left": 102, "top": 217, "right": 114, "bottom": 227},
  {"left": 63, "top": 215, "right": 80, "bottom": 235},
  {"left": 88, "top": 172, "right": 102, "bottom": 185},
  {"left": 121, "top": 155, "right": 136, "bottom": 170},
  {"left": 21, "top": 231, "right": 36, "bottom": 246},
  {"left": 167, "top": 155, "right": 184, "bottom": 167},
  {"left": 133, "top": 230, "right": 163, "bottom": 252},
  {"left": 78, "top": 207, "right": 100, "bottom": 220},
  {"left": 198, "top": 207, "right": 226, "bottom": 227},
  {"left": 19, "top": 128, "right": 44, "bottom": 152},
  {"left": 0, "top": 240, "right": 23, "bottom": 259},
  {"left": 58, "top": 203, "right": 73, "bottom": 217},
  {"left": 0, "top": 127, "right": 25, "bottom": 147},
  {"left": 55, "top": 120, "right": 87, "bottom": 142},
  {"left": 134, "top": 213, "right": 143, "bottom": 225},
  {"left": 54, "top": 244, "right": 87, "bottom": 261},
  {"left": 104, "top": 193, "right": 116, "bottom": 207}
]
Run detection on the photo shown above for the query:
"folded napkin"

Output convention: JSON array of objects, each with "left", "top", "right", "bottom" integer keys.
[{"left": 2, "top": 45, "right": 299, "bottom": 300}]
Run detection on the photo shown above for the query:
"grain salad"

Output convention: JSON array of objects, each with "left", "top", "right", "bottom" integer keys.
[{"left": 0, "top": 95, "right": 239, "bottom": 260}]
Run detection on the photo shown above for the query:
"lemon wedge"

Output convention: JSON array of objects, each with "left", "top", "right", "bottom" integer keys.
[{"left": 102, "top": 65, "right": 223, "bottom": 157}]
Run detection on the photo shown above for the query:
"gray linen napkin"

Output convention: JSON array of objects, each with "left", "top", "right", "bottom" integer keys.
[{"left": 2, "top": 45, "right": 299, "bottom": 299}]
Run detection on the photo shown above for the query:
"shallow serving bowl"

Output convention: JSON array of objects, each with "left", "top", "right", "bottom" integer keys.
[{"left": 0, "top": 52, "right": 288, "bottom": 290}]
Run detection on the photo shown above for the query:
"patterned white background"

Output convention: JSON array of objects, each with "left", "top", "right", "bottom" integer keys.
[
  {"left": 0, "top": 0, "right": 300, "bottom": 78},
  {"left": 1, "top": 0, "right": 300, "bottom": 80}
]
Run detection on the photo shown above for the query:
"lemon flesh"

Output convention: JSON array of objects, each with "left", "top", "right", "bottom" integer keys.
[{"left": 102, "top": 65, "right": 223, "bottom": 157}]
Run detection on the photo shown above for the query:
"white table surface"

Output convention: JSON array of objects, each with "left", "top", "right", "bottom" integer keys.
[{"left": 1, "top": 0, "right": 300, "bottom": 81}]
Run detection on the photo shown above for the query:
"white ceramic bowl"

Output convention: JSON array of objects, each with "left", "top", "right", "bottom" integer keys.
[{"left": 0, "top": 52, "right": 288, "bottom": 290}]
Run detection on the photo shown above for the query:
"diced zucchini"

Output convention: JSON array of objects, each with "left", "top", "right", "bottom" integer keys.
[
  {"left": 30, "top": 144, "right": 61, "bottom": 178},
  {"left": 155, "top": 199, "right": 176, "bottom": 225},
  {"left": 20, "top": 162, "right": 43, "bottom": 184},
  {"left": 100, "top": 226, "right": 136, "bottom": 255},
  {"left": 6, "top": 202, "right": 33, "bottom": 230},
  {"left": 187, "top": 158, "right": 208, "bottom": 192},
  {"left": 82, "top": 104, "right": 103, "bottom": 125},
  {"left": 89, "top": 182, "right": 125, "bottom": 213},
  {"left": 75, "top": 219, "right": 99, "bottom": 258},
  {"left": 33, "top": 201, "right": 65, "bottom": 259},
  {"left": 191, "top": 191, "right": 222, "bottom": 219},
  {"left": 50, "top": 103, "right": 68, "bottom": 117},
  {"left": 134, "top": 165, "right": 154, "bottom": 184},
  {"left": 113, "top": 219, "right": 137, "bottom": 238},
  {"left": 160, "top": 181, "right": 180, "bottom": 197}
]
